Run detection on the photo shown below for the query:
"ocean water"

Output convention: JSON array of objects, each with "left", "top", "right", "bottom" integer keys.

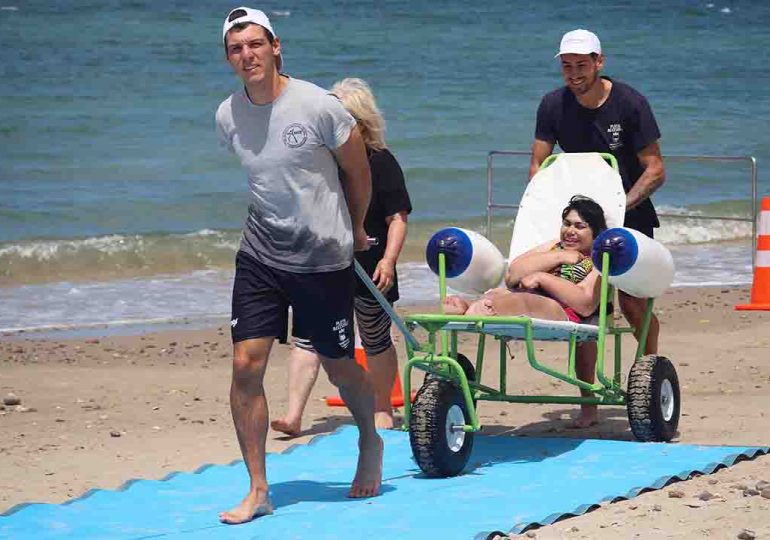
[{"left": 1, "top": 0, "right": 769, "bottom": 333}]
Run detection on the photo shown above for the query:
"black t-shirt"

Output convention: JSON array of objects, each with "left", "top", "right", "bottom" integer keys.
[
  {"left": 535, "top": 77, "right": 661, "bottom": 229},
  {"left": 354, "top": 147, "right": 412, "bottom": 302}
]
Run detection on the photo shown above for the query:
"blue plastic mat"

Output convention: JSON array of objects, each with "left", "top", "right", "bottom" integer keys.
[{"left": 2, "top": 426, "right": 767, "bottom": 539}]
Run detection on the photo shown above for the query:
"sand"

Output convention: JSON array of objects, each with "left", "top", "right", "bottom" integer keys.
[{"left": 1, "top": 286, "right": 769, "bottom": 539}]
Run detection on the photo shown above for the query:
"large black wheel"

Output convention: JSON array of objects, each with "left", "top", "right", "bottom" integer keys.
[
  {"left": 409, "top": 378, "right": 474, "bottom": 477},
  {"left": 626, "top": 355, "right": 680, "bottom": 442},
  {"left": 424, "top": 353, "right": 476, "bottom": 385}
]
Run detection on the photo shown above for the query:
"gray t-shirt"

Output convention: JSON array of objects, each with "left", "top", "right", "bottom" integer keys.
[{"left": 216, "top": 78, "right": 356, "bottom": 273}]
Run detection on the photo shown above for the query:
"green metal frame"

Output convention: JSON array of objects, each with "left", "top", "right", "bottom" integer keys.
[{"left": 398, "top": 249, "right": 655, "bottom": 433}]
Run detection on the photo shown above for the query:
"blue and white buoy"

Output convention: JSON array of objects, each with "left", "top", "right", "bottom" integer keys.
[
  {"left": 592, "top": 227, "right": 675, "bottom": 298},
  {"left": 426, "top": 227, "right": 506, "bottom": 294}
]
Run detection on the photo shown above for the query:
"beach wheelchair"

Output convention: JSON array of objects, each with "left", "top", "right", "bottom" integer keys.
[{"left": 357, "top": 152, "right": 681, "bottom": 478}]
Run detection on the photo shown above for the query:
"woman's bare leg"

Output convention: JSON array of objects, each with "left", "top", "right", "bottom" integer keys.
[
  {"left": 448, "top": 289, "right": 600, "bottom": 426},
  {"left": 270, "top": 346, "right": 320, "bottom": 437},
  {"left": 365, "top": 343, "right": 399, "bottom": 429},
  {"left": 482, "top": 289, "right": 569, "bottom": 321},
  {"left": 573, "top": 342, "right": 599, "bottom": 428}
]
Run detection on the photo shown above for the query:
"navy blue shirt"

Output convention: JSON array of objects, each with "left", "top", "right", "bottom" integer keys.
[{"left": 535, "top": 77, "right": 661, "bottom": 230}]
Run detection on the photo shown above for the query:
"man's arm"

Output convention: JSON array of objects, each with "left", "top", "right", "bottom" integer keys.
[
  {"left": 529, "top": 139, "right": 555, "bottom": 180},
  {"left": 333, "top": 126, "right": 372, "bottom": 251},
  {"left": 626, "top": 141, "right": 665, "bottom": 211}
]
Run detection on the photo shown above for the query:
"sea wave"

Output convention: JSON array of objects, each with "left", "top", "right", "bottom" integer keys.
[
  {"left": 656, "top": 214, "right": 752, "bottom": 245},
  {"left": 0, "top": 203, "right": 755, "bottom": 287},
  {"left": 0, "top": 230, "right": 242, "bottom": 286},
  {"left": 0, "top": 270, "right": 232, "bottom": 335},
  {"left": 415, "top": 205, "right": 754, "bottom": 249},
  {"left": 0, "top": 240, "right": 752, "bottom": 337}
]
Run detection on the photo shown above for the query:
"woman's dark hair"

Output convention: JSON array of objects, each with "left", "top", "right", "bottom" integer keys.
[{"left": 561, "top": 195, "right": 607, "bottom": 238}]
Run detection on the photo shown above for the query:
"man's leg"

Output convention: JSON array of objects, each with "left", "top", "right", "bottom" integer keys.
[
  {"left": 219, "top": 337, "right": 275, "bottom": 524},
  {"left": 291, "top": 264, "right": 381, "bottom": 497},
  {"left": 320, "top": 355, "right": 383, "bottom": 498},
  {"left": 366, "top": 343, "right": 398, "bottom": 429},
  {"left": 619, "top": 291, "right": 659, "bottom": 355},
  {"left": 573, "top": 342, "right": 598, "bottom": 428},
  {"left": 271, "top": 344, "right": 321, "bottom": 436}
]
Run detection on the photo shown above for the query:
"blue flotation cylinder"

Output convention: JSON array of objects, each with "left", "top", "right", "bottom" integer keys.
[
  {"left": 592, "top": 227, "right": 675, "bottom": 298},
  {"left": 426, "top": 227, "right": 506, "bottom": 294}
]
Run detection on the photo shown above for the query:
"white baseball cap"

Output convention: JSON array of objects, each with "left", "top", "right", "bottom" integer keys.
[
  {"left": 222, "top": 7, "right": 282, "bottom": 70},
  {"left": 555, "top": 29, "right": 602, "bottom": 58}
]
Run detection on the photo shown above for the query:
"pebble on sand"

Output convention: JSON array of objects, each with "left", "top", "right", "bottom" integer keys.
[{"left": 3, "top": 393, "right": 21, "bottom": 406}]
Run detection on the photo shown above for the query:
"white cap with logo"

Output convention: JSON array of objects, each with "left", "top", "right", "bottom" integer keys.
[
  {"left": 555, "top": 29, "right": 602, "bottom": 58},
  {"left": 222, "top": 7, "right": 282, "bottom": 70}
]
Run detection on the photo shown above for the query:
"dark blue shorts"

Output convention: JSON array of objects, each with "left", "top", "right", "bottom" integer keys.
[{"left": 230, "top": 251, "right": 355, "bottom": 359}]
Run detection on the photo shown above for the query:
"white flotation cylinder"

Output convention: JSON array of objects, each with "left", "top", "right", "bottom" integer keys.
[
  {"left": 591, "top": 227, "right": 675, "bottom": 298},
  {"left": 425, "top": 227, "right": 506, "bottom": 294}
]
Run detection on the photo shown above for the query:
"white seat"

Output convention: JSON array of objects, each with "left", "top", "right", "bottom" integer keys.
[
  {"left": 508, "top": 152, "right": 626, "bottom": 261},
  {"left": 442, "top": 318, "right": 600, "bottom": 342}
]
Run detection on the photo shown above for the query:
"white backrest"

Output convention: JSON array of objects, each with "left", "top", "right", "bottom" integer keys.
[{"left": 508, "top": 153, "right": 627, "bottom": 260}]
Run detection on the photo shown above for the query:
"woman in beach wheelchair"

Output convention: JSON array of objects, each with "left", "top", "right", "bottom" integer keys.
[
  {"left": 403, "top": 192, "right": 679, "bottom": 478},
  {"left": 444, "top": 195, "right": 605, "bottom": 324}
]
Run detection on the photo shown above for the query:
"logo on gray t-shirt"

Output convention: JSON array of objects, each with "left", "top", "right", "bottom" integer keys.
[{"left": 282, "top": 123, "right": 308, "bottom": 148}]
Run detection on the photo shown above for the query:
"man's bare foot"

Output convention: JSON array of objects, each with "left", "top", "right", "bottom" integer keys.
[
  {"left": 270, "top": 417, "right": 301, "bottom": 437},
  {"left": 374, "top": 410, "right": 395, "bottom": 430},
  {"left": 443, "top": 295, "right": 469, "bottom": 315},
  {"left": 570, "top": 405, "right": 599, "bottom": 428},
  {"left": 219, "top": 490, "right": 273, "bottom": 525},
  {"left": 348, "top": 434, "right": 383, "bottom": 498}
]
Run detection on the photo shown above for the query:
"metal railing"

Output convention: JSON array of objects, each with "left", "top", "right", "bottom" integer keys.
[{"left": 485, "top": 151, "right": 759, "bottom": 265}]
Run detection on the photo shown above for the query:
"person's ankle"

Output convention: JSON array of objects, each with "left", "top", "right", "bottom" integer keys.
[
  {"left": 246, "top": 485, "right": 269, "bottom": 499},
  {"left": 359, "top": 430, "right": 382, "bottom": 446}
]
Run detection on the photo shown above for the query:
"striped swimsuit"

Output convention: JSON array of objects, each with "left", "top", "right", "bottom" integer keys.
[{"left": 550, "top": 244, "right": 594, "bottom": 323}]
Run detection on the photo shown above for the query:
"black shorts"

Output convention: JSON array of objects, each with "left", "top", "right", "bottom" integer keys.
[
  {"left": 230, "top": 251, "right": 355, "bottom": 359},
  {"left": 295, "top": 295, "right": 394, "bottom": 357}
]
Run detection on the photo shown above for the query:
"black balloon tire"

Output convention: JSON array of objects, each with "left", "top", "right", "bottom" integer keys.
[
  {"left": 626, "top": 354, "right": 680, "bottom": 442},
  {"left": 409, "top": 378, "right": 475, "bottom": 478},
  {"left": 424, "top": 352, "right": 476, "bottom": 385}
]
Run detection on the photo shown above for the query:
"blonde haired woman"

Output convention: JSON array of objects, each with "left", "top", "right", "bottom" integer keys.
[{"left": 272, "top": 78, "right": 412, "bottom": 434}]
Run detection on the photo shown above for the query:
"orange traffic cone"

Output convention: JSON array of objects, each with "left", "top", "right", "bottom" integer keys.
[
  {"left": 736, "top": 196, "right": 770, "bottom": 311},
  {"left": 325, "top": 335, "right": 414, "bottom": 407}
]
